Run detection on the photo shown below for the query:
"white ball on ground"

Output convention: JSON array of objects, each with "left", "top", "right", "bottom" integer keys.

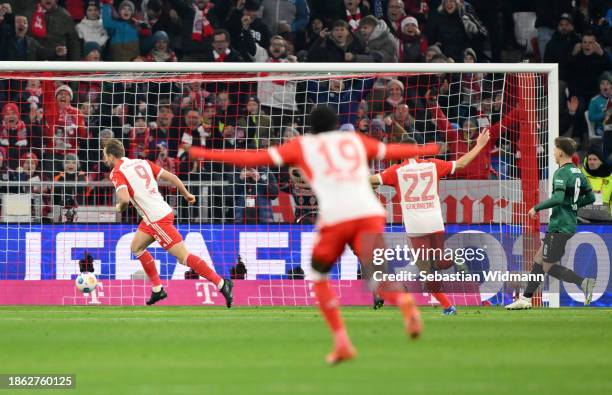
[{"left": 75, "top": 273, "right": 98, "bottom": 294}]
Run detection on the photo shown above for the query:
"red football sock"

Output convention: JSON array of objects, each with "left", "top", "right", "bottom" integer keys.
[
  {"left": 135, "top": 250, "right": 162, "bottom": 287},
  {"left": 185, "top": 254, "right": 223, "bottom": 287},
  {"left": 313, "top": 280, "right": 346, "bottom": 336},
  {"left": 425, "top": 281, "right": 452, "bottom": 308},
  {"left": 432, "top": 292, "right": 452, "bottom": 309}
]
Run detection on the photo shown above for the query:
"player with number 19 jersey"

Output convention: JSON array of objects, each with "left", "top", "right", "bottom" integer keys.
[{"left": 189, "top": 106, "right": 440, "bottom": 365}]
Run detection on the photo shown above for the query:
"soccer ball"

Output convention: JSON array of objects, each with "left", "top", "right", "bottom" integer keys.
[{"left": 75, "top": 273, "right": 97, "bottom": 293}]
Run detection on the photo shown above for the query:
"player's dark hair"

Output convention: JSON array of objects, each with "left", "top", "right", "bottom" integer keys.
[
  {"left": 309, "top": 106, "right": 338, "bottom": 134},
  {"left": 554, "top": 137, "right": 577, "bottom": 157},
  {"left": 104, "top": 139, "right": 126, "bottom": 158}
]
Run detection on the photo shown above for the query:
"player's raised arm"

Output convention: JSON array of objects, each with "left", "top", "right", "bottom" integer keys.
[
  {"left": 158, "top": 169, "right": 196, "bottom": 205},
  {"left": 455, "top": 129, "right": 490, "bottom": 170},
  {"left": 384, "top": 142, "right": 441, "bottom": 160},
  {"left": 359, "top": 134, "right": 440, "bottom": 161}
]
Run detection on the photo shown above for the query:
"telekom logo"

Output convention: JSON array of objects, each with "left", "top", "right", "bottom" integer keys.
[{"left": 195, "top": 282, "right": 218, "bottom": 305}]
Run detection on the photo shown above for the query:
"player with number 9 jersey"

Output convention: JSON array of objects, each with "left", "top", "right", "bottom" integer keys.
[
  {"left": 104, "top": 139, "right": 234, "bottom": 308},
  {"left": 190, "top": 106, "right": 441, "bottom": 365},
  {"left": 110, "top": 157, "right": 173, "bottom": 227}
]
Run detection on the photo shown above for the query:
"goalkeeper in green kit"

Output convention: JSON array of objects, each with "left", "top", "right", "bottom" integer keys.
[{"left": 506, "top": 137, "right": 596, "bottom": 310}]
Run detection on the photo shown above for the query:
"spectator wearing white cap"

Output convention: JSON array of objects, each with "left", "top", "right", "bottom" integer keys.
[
  {"left": 41, "top": 80, "right": 87, "bottom": 175},
  {"left": 399, "top": 16, "right": 428, "bottom": 62}
]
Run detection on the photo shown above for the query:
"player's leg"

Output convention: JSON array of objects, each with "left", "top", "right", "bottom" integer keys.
[
  {"left": 415, "top": 233, "right": 455, "bottom": 315},
  {"left": 506, "top": 242, "right": 542, "bottom": 310},
  {"left": 416, "top": 259, "right": 455, "bottom": 315},
  {"left": 311, "top": 223, "right": 356, "bottom": 365},
  {"left": 351, "top": 217, "right": 422, "bottom": 339},
  {"left": 540, "top": 233, "right": 595, "bottom": 305},
  {"left": 166, "top": 241, "right": 234, "bottom": 308},
  {"left": 130, "top": 228, "right": 166, "bottom": 305}
]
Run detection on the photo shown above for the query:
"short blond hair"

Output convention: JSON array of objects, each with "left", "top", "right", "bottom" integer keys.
[{"left": 104, "top": 139, "right": 125, "bottom": 158}]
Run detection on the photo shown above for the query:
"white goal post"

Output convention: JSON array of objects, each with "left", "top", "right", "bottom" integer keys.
[{"left": 0, "top": 61, "right": 559, "bottom": 307}]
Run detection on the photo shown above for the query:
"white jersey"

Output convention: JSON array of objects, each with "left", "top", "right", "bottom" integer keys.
[
  {"left": 269, "top": 131, "right": 386, "bottom": 226},
  {"left": 377, "top": 158, "right": 456, "bottom": 235},
  {"left": 110, "top": 157, "right": 172, "bottom": 224}
]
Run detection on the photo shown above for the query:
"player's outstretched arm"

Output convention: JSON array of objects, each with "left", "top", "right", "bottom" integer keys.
[
  {"left": 383, "top": 142, "right": 440, "bottom": 160},
  {"left": 159, "top": 170, "right": 196, "bottom": 205},
  {"left": 189, "top": 147, "right": 275, "bottom": 167},
  {"left": 455, "top": 129, "right": 490, "bottom": 170}
]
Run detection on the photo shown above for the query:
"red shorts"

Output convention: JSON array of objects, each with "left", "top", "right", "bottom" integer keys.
[
  {"left": 138, "top": 213, "right": 183, "bottom": 250},
  {"left": 312, "top": 216, "right": 386, "bottom": 266},
  {"left": 409, "top": 232, "right": 452, "bottom": 269}
]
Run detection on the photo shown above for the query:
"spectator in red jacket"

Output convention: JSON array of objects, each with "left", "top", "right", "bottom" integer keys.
[
  {"left": 42, "top": 81, "right": 88, "bottom": 175},
  {"left": 1, "top": 103, "right": 29, "bottom": 169},
  {"left": 427, "top": 90, "right": 520, "bottom": 179}
]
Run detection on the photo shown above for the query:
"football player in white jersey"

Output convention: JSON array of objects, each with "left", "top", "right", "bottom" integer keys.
[
  {"left": 190, "top": 106, "right": 441, "bottom": 365},
  {"left": 370, "top": 130, "right": 490, "bottom": 315},
  {"left": 104, "top": 139, "right": 233, "bottom": 307}
]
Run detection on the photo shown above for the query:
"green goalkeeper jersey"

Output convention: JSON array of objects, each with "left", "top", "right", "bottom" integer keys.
[{"left": 535, "top": 163, "right": 595, "bottom": 234}]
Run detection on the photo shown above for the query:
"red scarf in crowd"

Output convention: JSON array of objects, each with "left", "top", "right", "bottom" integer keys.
[
  {"left": 346, "top": 8, "right": 361, "bottom": 32},
  {"left": 31, "top": 3, "right": 47, "bottom": 39},
  {"left": 192, "top": 3, "right": 215, "bottom": 42},
  {"left": 0, "top": 120, "right": 27, "bottom": 147},
  {"left": 213, "top": 48, "right": 230, "bottom": 62}
]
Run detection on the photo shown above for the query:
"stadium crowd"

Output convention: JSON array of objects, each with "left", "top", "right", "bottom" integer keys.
[{"left": 0, "top": 0, "right": 610, "bottom": 223}]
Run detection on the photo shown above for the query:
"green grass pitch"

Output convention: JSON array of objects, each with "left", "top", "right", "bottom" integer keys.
[{"left": 1, "top": 306, "right": 611, "bottom": 395}]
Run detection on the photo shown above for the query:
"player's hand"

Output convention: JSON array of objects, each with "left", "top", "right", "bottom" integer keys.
[
  {"left": 184, "top": 193, "right": 196, "bottom": 205},
  {"left": 115, "top": 203, "right": 125, "bottom": 213},
  {"left": 528, "top": 207, "right": 537, "bottom": 220},
  {"left": 476, "top": 128, "right": 490, "bottom": 148}
]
